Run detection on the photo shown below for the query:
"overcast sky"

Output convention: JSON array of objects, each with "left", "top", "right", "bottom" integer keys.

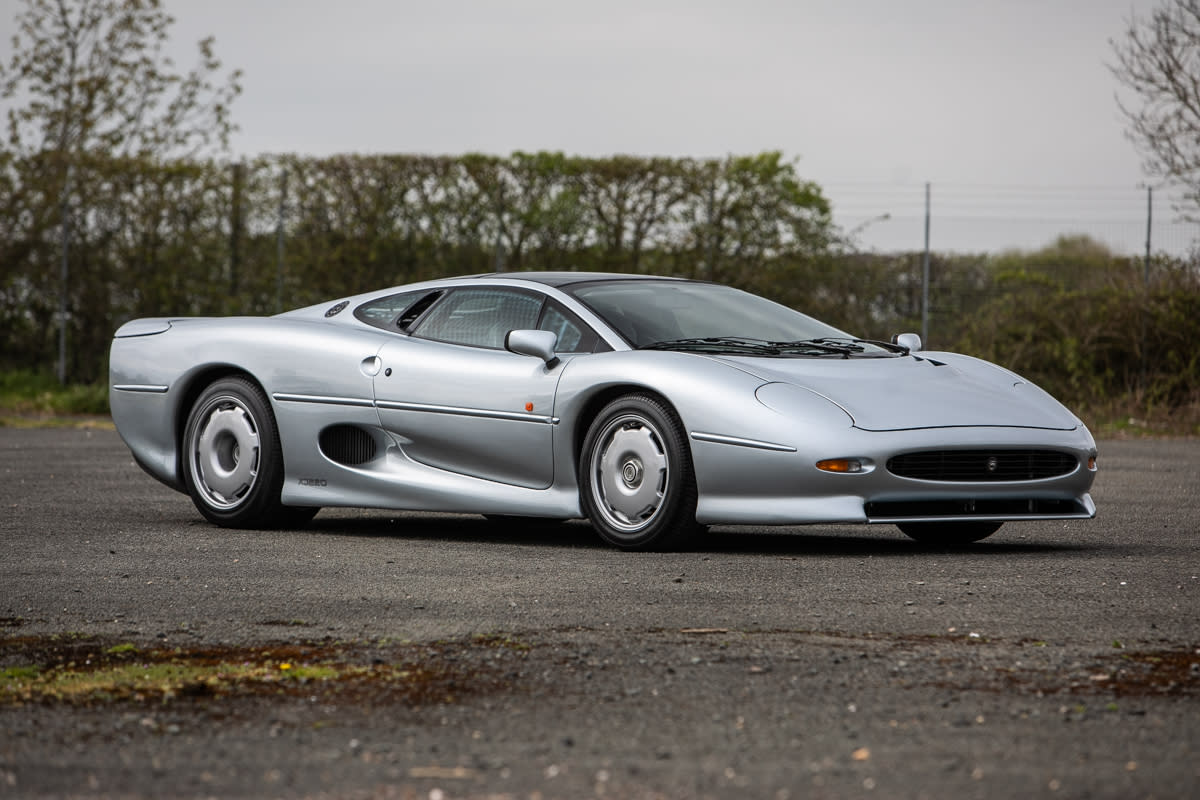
[{"left": 159, "top": 0, "right": 1187, "bottom": 254}]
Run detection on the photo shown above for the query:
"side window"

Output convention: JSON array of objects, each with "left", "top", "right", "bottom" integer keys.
[
  {"left": 538, "top": 302, "right": 597, "bottom": 353},
  {"left": 411, "top": 288, "right": 543, "bottom": 349},
  {"left": 354, "top": 290, "right": 431, "bottom": 331}
]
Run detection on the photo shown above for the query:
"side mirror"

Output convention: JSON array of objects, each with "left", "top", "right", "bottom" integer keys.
[
  {"left": 505, "top": 329, "right": 559, "bottom": 367},
  {"left": 892, "top": 332, "right": 922, "bottom": 353}
]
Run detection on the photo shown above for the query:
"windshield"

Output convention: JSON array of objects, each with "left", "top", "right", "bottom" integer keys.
[{"left": 568, "top": 280, "right": 894, "bottom": 356}]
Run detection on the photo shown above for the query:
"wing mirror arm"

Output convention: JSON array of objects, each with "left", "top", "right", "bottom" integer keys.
[{"left": 505, "top": 329, "right": 560, "bottom": 368}]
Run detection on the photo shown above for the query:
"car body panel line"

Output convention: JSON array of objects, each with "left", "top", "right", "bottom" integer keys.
[
  {"left": 375, "top": 399, "right": 559, "bottom": 426},
  {"left": 689, "top": 431, "right": 797, "bottom": 452},
  {"left": 273, "top": 392, "right": 376, "bottom": 409},
  {"left": 112, "top": 384, "right": 170, "bottom": 393},
  {"left": 853, "top": 423, "right": 1080, "bottom": 433}
]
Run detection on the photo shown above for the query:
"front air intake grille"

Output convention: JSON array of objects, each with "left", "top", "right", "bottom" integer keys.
[
  {"left": 319, "top": 425, "right": 377, "bottom": 466},
  {"left": 866, "top": 498, "right": 1088, "bottom": 519},
  {"left": 887, "top": 450, "right": 1077, "bottom": 482}
]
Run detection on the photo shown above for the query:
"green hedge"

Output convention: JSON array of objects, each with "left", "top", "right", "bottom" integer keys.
[{"left": 1, "top": 149, "right": 1197, "bottom": 425}]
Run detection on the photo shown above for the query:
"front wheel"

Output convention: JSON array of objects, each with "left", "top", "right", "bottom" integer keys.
[
  {"left": 181, "top": 376, "right": 315, "bottom": 529},
  {"left": 579, "top": 393, "right": 700, "bottom": 551},
  {"left": 897, "top": 521, "right": 1003, "bottom": 544}
]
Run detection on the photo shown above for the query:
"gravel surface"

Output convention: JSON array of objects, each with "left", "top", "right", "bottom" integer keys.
[{"left": 1, "top": 428, "right": 1197, "bottom": 799}]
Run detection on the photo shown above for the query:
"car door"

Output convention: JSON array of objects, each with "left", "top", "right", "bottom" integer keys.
[{"left": 372, "top": 286, "right": 564, "bottom": 489}]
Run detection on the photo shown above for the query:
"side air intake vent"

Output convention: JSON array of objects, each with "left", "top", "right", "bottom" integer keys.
[{"left": 319, "top": 425, "right": 377, "bottom": 466}]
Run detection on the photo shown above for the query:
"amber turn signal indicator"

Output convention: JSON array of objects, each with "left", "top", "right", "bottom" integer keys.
[{"left": 816, "top": 458, "right": 863, "bottom": 474}]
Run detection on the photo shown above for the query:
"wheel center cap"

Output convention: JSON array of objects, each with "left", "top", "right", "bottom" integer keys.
[{"left": 621, "top": 459, "right": 643, "bottom": 488}]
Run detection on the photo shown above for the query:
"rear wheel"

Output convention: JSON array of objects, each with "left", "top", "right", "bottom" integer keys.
[
  {"left": 579, "top": 393, "right": 700, "bottom": 551},
  {"left": 181, "top": 376, "right": 317, "bottom": 529},
  {"left": 897, "top": 521, "right": 1003, "bottom": 544}
]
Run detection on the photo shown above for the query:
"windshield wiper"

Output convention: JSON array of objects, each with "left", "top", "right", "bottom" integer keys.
[
  {"left": 639, "top": 336, "right": 902, "bottom": 359},
  {"left": 848, "top": 337, "right": 912, "bottom": 355},
  {"left": 769, "top": 338, "right": 866, "bottom": 358},
  {"left": 773, "top": 337, "right": 911, "bottom": 358},
  {"left": 638, "top": 336, "right": 783, "bottom": 355}
]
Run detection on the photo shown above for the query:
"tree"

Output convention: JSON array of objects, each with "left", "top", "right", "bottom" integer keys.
[
  {"left": 569, "top": 156, "right": 689, "bottom": 271},
  {"left": 0, "top": 0, "right": 241, "bottom": 380},
  {"left": 1110, "top": 0, "right": 1200, "bottom": 212},
  {"left": 677, "top": 152, "right": 833, "bottom": 286},
  {"left": 1, "top": 0, "right": 242, "bottom": 160}
]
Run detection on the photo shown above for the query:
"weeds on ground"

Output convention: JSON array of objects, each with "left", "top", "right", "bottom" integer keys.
[{"left": 0, "top": 369, "right": 109, "bottom": 420}]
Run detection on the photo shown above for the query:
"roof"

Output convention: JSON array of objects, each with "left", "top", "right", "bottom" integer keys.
[{"left": 469, "top": 271, "right": 689, "bottom": 287}]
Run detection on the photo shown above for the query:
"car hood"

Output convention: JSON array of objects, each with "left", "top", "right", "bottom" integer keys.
[{"left": 719, "top": 352, "right": 1080, "bottom": 432}]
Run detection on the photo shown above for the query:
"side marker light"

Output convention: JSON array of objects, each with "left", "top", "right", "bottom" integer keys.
[{"left": 817, "top": 458, "right": 863, "bottom": 474}]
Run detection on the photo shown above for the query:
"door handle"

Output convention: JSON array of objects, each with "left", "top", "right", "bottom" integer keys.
[{"left": 360, "top": 356, "right": 382, "bottom": 377}]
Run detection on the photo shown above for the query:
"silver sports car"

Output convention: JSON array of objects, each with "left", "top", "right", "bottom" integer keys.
[{"left": 109, "top": 272, "right": 1097, "bottom": 550}]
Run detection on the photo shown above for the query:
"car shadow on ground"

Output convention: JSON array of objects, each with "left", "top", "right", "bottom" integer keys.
[
  {"left": 301, "top": 511, "right": 1098, "bottom": 558},
  {"left": 304, "top": 513, "right": 605, "bottom": 548},
  {"left": 698, "top": 527, "right": 1095, "bottom": 557}
]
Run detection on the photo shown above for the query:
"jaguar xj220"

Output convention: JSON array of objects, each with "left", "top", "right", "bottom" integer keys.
[{"left": 109, "top": 272, "right": 1097, "bottom": 550}]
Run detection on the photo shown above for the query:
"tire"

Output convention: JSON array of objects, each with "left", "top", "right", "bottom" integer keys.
[
  {"left": 897, "top": 521, "right": 1003, "bottom": 544},
  {"left": 579, "top": 393, "right": 700, "bottom": 551},
  {"left": 181, "top": 376, "right": 316, "bottom": 529}
]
